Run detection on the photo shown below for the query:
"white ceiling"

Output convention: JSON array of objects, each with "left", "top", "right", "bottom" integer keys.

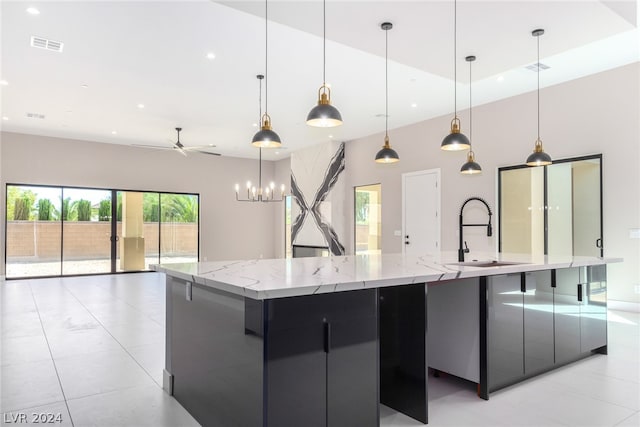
[{"left": 1, "top": 0, "right": 638, "bottom": 161}]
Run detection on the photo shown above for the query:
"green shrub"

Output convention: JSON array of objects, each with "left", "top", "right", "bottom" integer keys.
[
  {"left": 77, "top": 199, "right": 92, "bottom": 221},
  {"left": 13, "top": 198, "right": 30, "bottom": 220},
  {"left": 37, "top": 199, "right": 53, "bottom": 220},
  {"left": 98, "top": 199, "right": 111, "bottom": 221}
]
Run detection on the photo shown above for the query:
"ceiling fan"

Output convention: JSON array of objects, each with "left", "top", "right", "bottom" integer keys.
[{"left": 133, "top": 127, "right": 221, "bottom": 157}]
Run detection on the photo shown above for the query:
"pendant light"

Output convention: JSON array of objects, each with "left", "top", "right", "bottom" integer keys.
[
  {"left": 526, "top": 29, "right": 552, "bottom": 166},
  {"left": 441, "top": 0, "right": 470, "bottom": 151},
  {"left": 375, "top": 22, "right": 399, "bottom": 164},
  {"left": 306, "top": 0, "right": 342, "bottom": 127},
  {"left": 460, "top": 55, "right": 482, "bottom": 175},
  {"left": 237, "top": 75, "right": 286, "bottom": 202},
  {"left": 252, "top": 0, "right": 282, "bottom": 148}
]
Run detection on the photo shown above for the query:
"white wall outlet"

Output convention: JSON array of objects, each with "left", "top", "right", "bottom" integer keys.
[
  {"left": 629, "top": 229, "right": 640, "bottom": 239},
  {"left": 394, "top": 230, "right": 402, "bottom": 237}
]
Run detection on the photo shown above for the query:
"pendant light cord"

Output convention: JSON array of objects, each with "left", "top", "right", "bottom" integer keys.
[
  {"left": 453, "top": 0, "right": 457, "bottom": 118},
  {"left": 385, "top": 26, "right": 389, "bottom": 139},
  {"left": 469, "top": 58, "right": 472, "bottom": 149},
  {"left": 323, "top": 0, "right": 326, "bottom": 85},
  {"left": 264, "top": 0, "right": 268, "bottom": 116},
  {"left": 258, "top": 76, "right": 263, "bottom": 192},
  {"left": 537, "top": 34, "right": 540, "bottom": 141}
]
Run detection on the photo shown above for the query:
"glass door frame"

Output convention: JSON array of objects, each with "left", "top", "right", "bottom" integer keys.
[
  {"left": 4, "top": 183, "right": 200, "bottom": 280},
  {"left": 497, "top": 153, "right": 603, "bottom": 257}
]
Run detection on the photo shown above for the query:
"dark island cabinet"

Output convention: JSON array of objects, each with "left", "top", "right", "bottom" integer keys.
[
  {"left": 167, "top": 278, "right": 379, "bottom": 427},
  {"left": 554, "top": 265, "right": 608, "bottom": 359},
  {"left": 487, "top": 267, "right": 606, "bottom": 393},
  {"left": 265, "top": 289, "right": 379, "bottom": 427},
  {"left": 487, "top": 271, "right": 554, "bottom": 391}
]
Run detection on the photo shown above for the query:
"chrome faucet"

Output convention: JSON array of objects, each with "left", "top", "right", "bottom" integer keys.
[{"left": 459, "top": 197, "right": 493, "bottom": 262}]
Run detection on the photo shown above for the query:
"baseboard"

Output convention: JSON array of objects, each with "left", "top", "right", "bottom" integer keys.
[{"left": 608, "top": 300, "right": 640, "bottom": 313}]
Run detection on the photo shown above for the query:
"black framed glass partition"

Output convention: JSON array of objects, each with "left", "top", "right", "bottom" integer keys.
[
  {"left": 498, "top": 154, "right": 603, "bottom": 257},
  {"left": 5, "top": 184, "right": 200, "bottom": 279}
]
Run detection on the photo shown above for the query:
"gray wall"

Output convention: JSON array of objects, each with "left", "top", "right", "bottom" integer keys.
[
  {"left": 0, "top": 132, "right": 282, "bottom": 275},
  {"left": 342, "top": 63, "right": 639, "bottom": 304}
]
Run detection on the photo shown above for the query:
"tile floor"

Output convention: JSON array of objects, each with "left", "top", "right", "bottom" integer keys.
[{"left": 1, "top": 273, "right": 638, "bottom": 427}]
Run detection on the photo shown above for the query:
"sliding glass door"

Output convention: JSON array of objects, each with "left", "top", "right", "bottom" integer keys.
[
  {"left": 5, "top": 184, "right": 199, "bottom": 279},
  {"left": 5, "top": 185, "right": 62, "bottom": 277},
  {"left": 498, "top": 154, "right": 603, "bottom": 257},
  {"left": 61, "top": 187, "right": 113, "bottom": 275}
]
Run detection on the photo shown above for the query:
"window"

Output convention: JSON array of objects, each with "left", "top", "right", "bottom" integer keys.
[
  {"left": 354, "top": 184, "right": 382, "bottom": 255},
  {"left": 5, "top": 184, "right": 199, "bottom": 279}
]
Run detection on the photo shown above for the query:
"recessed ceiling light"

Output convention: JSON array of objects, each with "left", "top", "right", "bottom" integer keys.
[
  {"left": 275, "top": 151, "right": 280, "bottom": 155},
  {"left": 496, "top": 75, "right": 504, "bottom": 82},
  {"left": 137, "top": 104, "right": 145, "bottom": 109},
  {"left": 111, "top": 130, "right": 117, "bottom": 135},
  {"left": 26, "top": 7, "right": 40, "bottom": 15},
  {"left": 252, "top": 123, "right": 258, "bottom": 127},
  {"left": 2, "top": 116, "right": 9, "bottom": 121},
  {"left": 206, "top": 52, "right": 216, "bottom": 60},
  {"left": 411, "top": 103, "right": 417, "bottom": 108},
  {"left": 0, "top": 80, "right": 8, "bottom": 86},
  {"left": 328, "top": 135, "right": 333, "bottom": 138}
]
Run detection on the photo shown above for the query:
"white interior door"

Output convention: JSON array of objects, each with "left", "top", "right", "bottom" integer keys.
[{"left": 402, "top": 169, "right": 440, "bottom": 255}]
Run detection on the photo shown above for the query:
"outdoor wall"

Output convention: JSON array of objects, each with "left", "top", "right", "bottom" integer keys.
[
  {"left": 6, "top": 221, "right": 197, "bottom": 260},
  {"left": 343, "top": 63, "right": 640, "bottom": 305},
  {"left": 0, "top": 132, "right": 282, "bottom": 275}
]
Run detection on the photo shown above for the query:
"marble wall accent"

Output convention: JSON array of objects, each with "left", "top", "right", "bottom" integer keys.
[{"left": 290, "top": 141, "right": 346, "bottom": 255}]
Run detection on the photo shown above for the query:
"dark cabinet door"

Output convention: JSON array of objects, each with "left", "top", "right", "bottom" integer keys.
[
  {"left": 580, "top": 265, "right": 607, "bottom": 353},
  {"left": 327, "top": 315, "right": 378, "bottom": 427},
  {"left": 523, "top": 270, "right": 554, "bottom": 375},
  {"left": 265, "top": 289, "right": 378, "bottom": 427},
  {"left": 553, "top": 268, "right": 582, "bottom": 364},
  {"left": 488, "top": 274, "right": 524, "bottom": 390}
]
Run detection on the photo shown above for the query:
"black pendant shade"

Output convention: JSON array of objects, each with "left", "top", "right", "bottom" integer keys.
[
  {"left": 375, "top": 136, "right": 399, "bottom": 164},
  {"left": 526, "top": 139, "right": 552, "bottom": 166},
  {"left": 252, "top": 117, "right": 282, "bottom": 148},
  {"left": 307, "top": 87, "right": 343, "bottom": 127},
  {"left": 460, "top": 151, "right": 482, "bottom": 174},
  {"left": 442, "top": 120, "right": 470, "bottom": 151}
]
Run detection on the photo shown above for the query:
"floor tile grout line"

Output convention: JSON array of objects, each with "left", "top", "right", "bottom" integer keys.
[
  {"left": 62, "top": 382, "right": 163, "bottom": 404},
  {"left": 28, "top": 282, "right": 76, "bottom": 427},
  {"left": 58, "top": 277, "right": 165, "bottom": 388}
]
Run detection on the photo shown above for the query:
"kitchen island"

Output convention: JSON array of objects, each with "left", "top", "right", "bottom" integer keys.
[{"left": 153, "top": 253, "right": 621, "bottom": 426}]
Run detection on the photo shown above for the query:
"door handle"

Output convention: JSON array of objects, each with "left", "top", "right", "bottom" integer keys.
[
  {"left": 323, "top": 322, "right": 331, "bottom": 354},
  {"left": 577, "top": 283, "right": 583, "bottom": 302},
  {"left": 596, "top": 238, "right": 602, "bottom": 249}
]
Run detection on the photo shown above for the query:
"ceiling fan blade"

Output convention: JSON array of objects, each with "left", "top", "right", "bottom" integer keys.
[
  {"left": 181, "top": 144, "right": 217, "bottom": 151},
  {"left": 196, "top": 150, "right": 222, "bottom": 156},
  {"left": 132, "top": 144, "right": 173, "bottom": 150},
  {"left": 176, "top": 147, "right": 188, "bottom": 157}
]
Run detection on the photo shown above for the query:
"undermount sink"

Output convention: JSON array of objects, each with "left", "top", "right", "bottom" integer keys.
[{"left": 447, "top": 260, "right": 527, "bottom": 268}]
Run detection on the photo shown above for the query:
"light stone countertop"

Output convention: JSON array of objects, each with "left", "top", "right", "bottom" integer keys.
[{"left": 152, "top": 252, "right": 622, "bottom": 300}]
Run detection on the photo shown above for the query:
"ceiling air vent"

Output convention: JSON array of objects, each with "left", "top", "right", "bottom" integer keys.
[
  {"left": 525, "top": 62, "right": 550, "bottom": 72},
  {"left": 30, "top": 36, "right": 64, "bottom": 53},
  {"left": 26, "top": 112, "right": 46, "bottom": 120}
]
